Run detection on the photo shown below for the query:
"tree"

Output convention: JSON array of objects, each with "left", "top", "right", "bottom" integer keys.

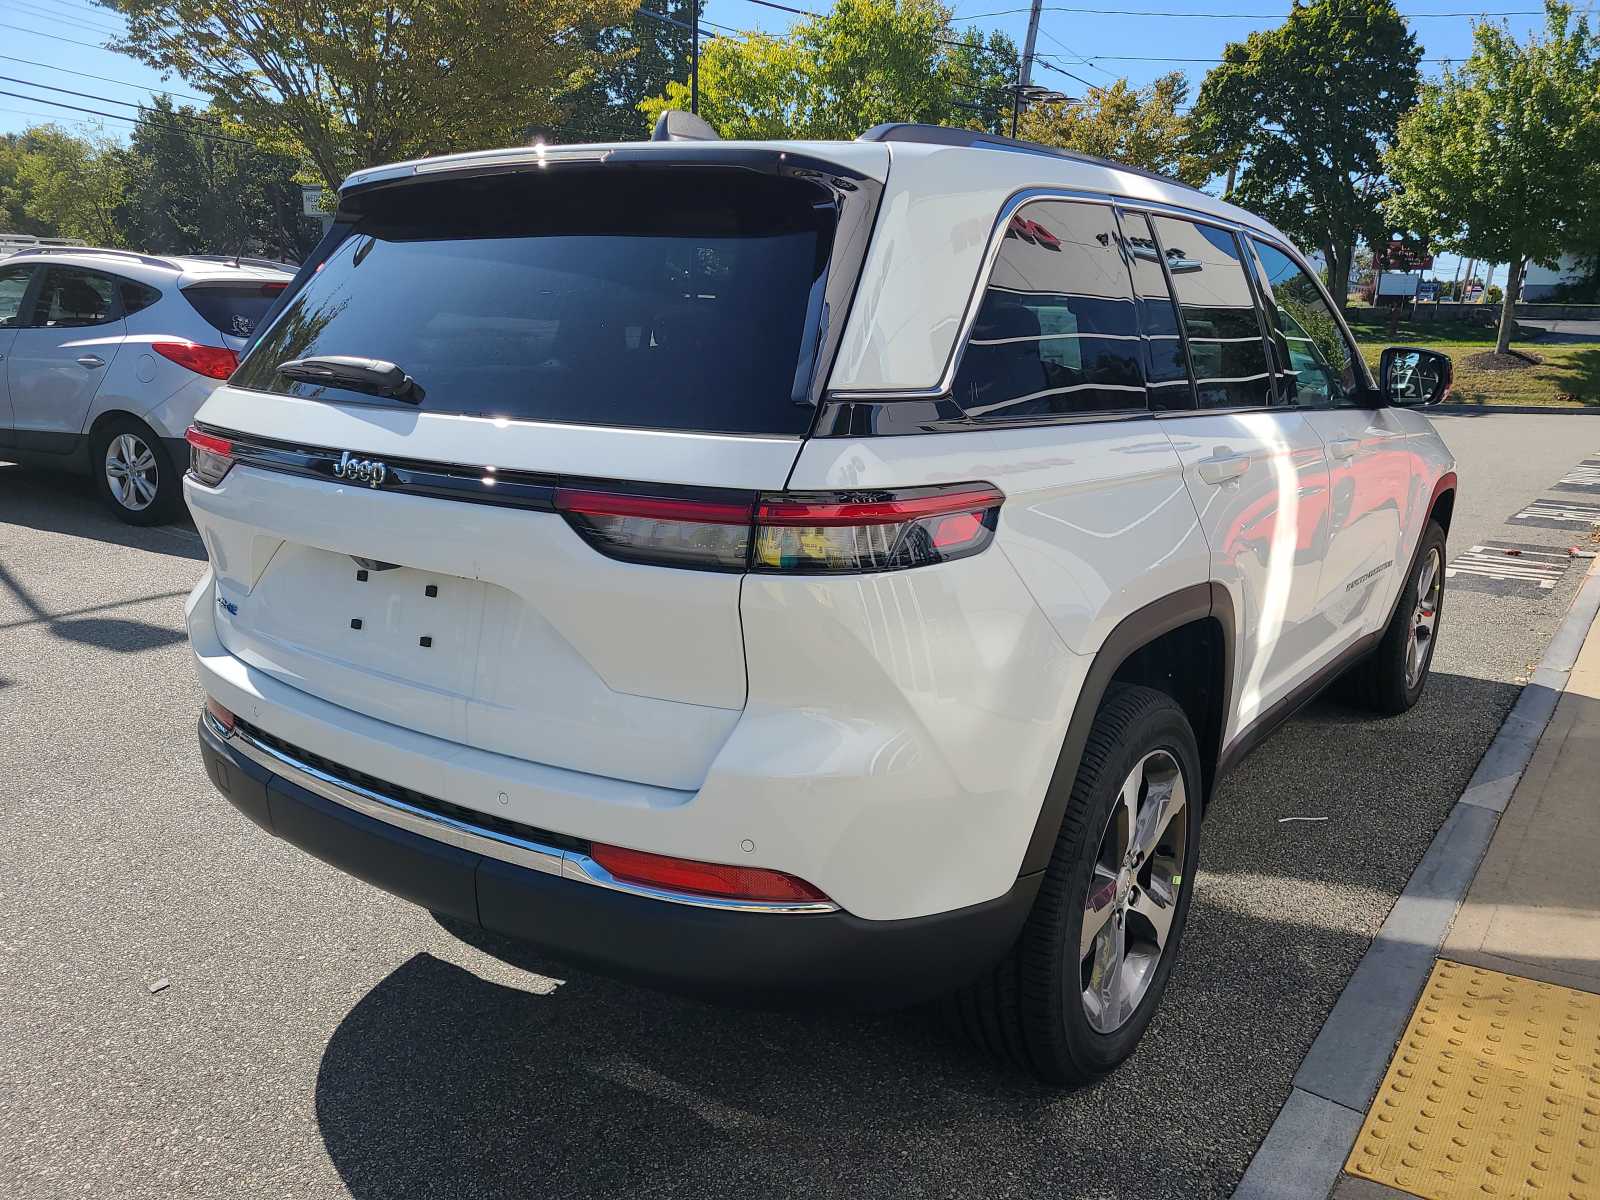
[
  {"left": 640, "top": 0, "right": 1018, "bottom": 139},
  {"left": 117, "top": 98, "right": 320, "bottom": 260},
  {"left": 1386, "top": 2, "right": 1600, "bottom": 353},
  {"left": 1189, "top": 0, "right": 1422, "bottom": 308},
  {"left": 104, "top": 0, "right": 634, "bottom": 192},
  {"left": 8, "top": 126, "right": 128, "bottom": 244},
  {"left": 557, "top": 0, "right": 692, "bottom": 142},
  {"left": 1019, "top": 72, "right": 1209, "bottom": 185}
]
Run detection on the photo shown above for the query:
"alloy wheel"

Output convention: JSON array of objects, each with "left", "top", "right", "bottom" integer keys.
[
  {"left": 105, "top": 432, "right": 159, "bottom": 512},
  {"left": 1080, "top": 749, "right": 1188, "bottom": 1034},
  {"left": 1406, "top": 547, "right": 1443, "bottom": 690}
]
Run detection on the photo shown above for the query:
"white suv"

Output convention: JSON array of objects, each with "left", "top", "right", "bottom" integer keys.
[
  {"left": 0, "top": 247, "right": 293, "bottom": 523},
  {"left": 184, "top": 123, "right": 1456, "bottom": 1082}
]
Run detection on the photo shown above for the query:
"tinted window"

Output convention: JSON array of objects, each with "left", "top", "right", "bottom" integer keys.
[
  {"left": 951, "top": 201, "right": 1147, "bottom": 422},
  {"left": 183, "top": 283, "right": 285, "bottom": 339},
  {"left": 28, "top": 266, "right": 116, "bottom": 328},
  {"left": 1120, "top": 211, "right": 1192, "bottom": 411},
  {"left": 0, "top": 265, "right": 31, "bottom": 328},
  {"left": 1252, "top": 239, "right": 1358, "bottom": 406},
  {"left": 120, "top": 279, "right": 162, "bottom": 316},
  {"left": 1150, "top": 216, "right": 1271, "bottom": 409},
  {"left": 232, "top": 169, "right": 837, "bottom": 435}
]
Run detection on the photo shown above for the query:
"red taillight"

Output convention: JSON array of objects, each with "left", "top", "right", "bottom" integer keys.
[
  {"left": 153, "top": 339, "right": 239, "bottom": 380},
  {"left": 554, "top": 482, "right": 1003, "bottom": 574},
  {"left": 185, "top": 425, "right": 235, "bottom": 486},
  {"left": 553, "top": 488, "right": 754, "bottom": 572},
  {"left": 589, "top": 843, "right": 829, "bottom": 903},
  {"left": 204, "top": 696, "right": 236, "bottom": 733}
]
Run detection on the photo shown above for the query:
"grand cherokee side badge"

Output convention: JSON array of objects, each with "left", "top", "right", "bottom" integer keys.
[
  {"left": 217, "top": 595, "right": 238, "bottom": 616},
  {"left": 333, "top": 451, "right": 388, "bottom": 488}
]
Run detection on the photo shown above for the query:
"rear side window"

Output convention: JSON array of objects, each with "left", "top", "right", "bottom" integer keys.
[
  {"left": 0, "top": 265, "right": 31, "bottom": 328},
  {"left": 184, "top": 283, "right": 286, "bottom": 339},
  {"left": 232, "top": 168, "right": 838, "bottom": 435},
  {"left": 1149, "top": 216, "right": 1272, "bottom": 409},
  {"left": 29, "top": 266, "right": 116, "bottom": 328},
  {"left": 951, "top": 200, "right": 1147, "bottom": 421},
  {"left": 1119, "top": 211, "right": 1193, "bottom": 411},
  {"left": 120, "top": 279, "right": 162, "bottom": 315}
]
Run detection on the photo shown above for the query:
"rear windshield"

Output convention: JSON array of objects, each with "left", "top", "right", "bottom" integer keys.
[
  {"left": 184, "top": 283, "right": 286, "bottom": 339},
  {"left": 231, "top": 168, "right": 838, "bottom": 435}
]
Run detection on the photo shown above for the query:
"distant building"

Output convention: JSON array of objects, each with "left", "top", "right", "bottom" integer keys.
[{"left": 1522, "top": 252, "right": 1590, "bottom": 300}]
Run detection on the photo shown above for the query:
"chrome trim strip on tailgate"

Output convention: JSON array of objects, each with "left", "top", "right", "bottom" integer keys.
[{"left": 205, "top": 711, "right": 839, "bottom": 915}]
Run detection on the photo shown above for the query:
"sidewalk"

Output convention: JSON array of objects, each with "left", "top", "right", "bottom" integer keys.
[{"left": 1236, "top": 558, "right": 1600, "bottom": 1200}]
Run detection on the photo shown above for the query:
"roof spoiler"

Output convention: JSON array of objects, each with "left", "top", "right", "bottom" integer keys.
[{"left": 651, "top": 110, "right": 720, "bottom": 142}]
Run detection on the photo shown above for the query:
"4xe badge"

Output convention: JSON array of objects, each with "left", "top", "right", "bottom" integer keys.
[{"left": 333, "top": 451, "right": 388, "bottom": 488}]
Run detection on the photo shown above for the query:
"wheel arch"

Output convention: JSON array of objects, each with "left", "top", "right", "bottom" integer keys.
[
  {"left": 1427, "top": 472, "right": 1457, "bottom": 535},
  {"left": 1018, "top": 583, "right": 1234, "bottom": 876}
]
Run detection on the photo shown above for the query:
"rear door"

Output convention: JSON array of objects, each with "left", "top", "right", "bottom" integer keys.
[
  {"left": 1249, "top": 237, "right": 1413, "bottom": 640},
  {"left": 8, "top": 265, "right": 126, "bottom": 453},
  {"left": 188, "top": 159, "right": 880, "bottom": 792},
  {"left": 0, "top": 263, "right": 35, "bottom": 446},
  {"left": 1133, "top": 211, "right": 1332, "bottom": 739}
]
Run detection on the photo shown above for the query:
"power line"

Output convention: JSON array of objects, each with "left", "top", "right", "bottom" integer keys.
[
  {"left": 0, "top": 54, "right": 213, "bottom": 104},
  {"left": 0, "top": 75, "right": 224, "bottom": 125},
  {"left": 1039, "top": 27, "right": 1119, "bottom": 77},
  {"left": 0, "top": 88, "right": 277, "bottom": 151},
  {"left": 953, "top": 4, "right": 1542, "bottom": 17},
  {"left": 9, "top": 0, "right": 125, "bottom": 37},
  {"left": 0, "top": 21, "right": 113, "bottom": 50}
]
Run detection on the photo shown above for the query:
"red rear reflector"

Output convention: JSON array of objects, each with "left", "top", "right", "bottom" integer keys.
[
  {"left": 204, "top": 696, "right": 236, "bottom": 732},
  {"left": 589, "top": 844, "right": 829, "bottom": 903},
  {"left": 153, "top": 340, "right": 239, "bottom": 380}
]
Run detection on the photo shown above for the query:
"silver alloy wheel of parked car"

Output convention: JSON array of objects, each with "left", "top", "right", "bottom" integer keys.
[
  {"left": 1407, "top": 547, "right": 1443, "bottom": 690},
  {"left": 1080, "top": 748, "right": 1188, "bottom": 1034},
  {"left": 104, "top": 431, "right": 159, "bottom": 512}
]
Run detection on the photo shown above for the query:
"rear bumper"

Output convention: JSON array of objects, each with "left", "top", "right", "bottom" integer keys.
[{"left": 197, "top": 714, "right": 1039, "bottom": 1006}]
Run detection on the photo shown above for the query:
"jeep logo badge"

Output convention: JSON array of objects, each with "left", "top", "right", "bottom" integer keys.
[{"left": 333, "top": 451, "right": 387, "bottom": 488}]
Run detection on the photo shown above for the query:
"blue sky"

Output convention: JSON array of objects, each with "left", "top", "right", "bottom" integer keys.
[{"left": 0, "top": 0, "right": 1555, "bottom": 284}]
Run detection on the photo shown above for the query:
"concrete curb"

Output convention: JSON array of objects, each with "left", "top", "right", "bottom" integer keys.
[
  {"left": 1232, "top": 556, "right": 1600, "bottom": 1200},
  {"left": 1430, "top": 405, "right": 1600, "bottom": 416}
]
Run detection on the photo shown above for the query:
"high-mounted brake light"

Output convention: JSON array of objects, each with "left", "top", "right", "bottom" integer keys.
[
  {"left": 554, "top": 482, "right": 1003, "bottom": 574},
  {"left": 590, "top": 843, "right": 830, "bottom": 903},
  {"left": 153, "top": 339, "right": 239, "bottom": 380},
  {"left": 185, "top": 426, "right": 235, "bottom": 486}
]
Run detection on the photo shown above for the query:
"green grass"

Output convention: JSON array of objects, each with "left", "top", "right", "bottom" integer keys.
[{"left": 1347, "top": 316, "right": 1600, "bottom": 408}]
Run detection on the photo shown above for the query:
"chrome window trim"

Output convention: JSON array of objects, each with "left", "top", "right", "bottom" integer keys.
[{"left": 205, "top": 711, "right": 839, "bottom": 915}]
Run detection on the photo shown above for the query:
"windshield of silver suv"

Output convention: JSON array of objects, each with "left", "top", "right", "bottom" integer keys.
[{"left": 230, "top": 167, "right": 841, "bottom": 435}]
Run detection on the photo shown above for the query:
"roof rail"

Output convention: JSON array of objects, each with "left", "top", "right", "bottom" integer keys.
[
  {"left": 6, "top": 244, "right": 183, "bottom": 270},
  {"left": 185, "top": 253, "right": 301, "bottom": 272},
  {"left": 857, "top": 123, "right": 1202, "bottom": 194}
]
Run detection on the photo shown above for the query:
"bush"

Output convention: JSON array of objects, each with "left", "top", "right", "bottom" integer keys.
[{"left": 1486, "top": 284, "right": 1504, "bottom": 305}]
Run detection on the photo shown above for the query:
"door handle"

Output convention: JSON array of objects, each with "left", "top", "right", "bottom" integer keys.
[
  {"left": 1328, "top": 438, "right": 1361, "bottom": 461},
  {"left": 76, "top": 354, "right": 106, "bottom": 369},
  {"left": 1197, "top": 454, "right": 1250, "bottom": 486}
]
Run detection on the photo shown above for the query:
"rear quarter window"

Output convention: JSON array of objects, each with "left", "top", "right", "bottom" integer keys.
[
  {"left": 232, "top": 168, "right": 840, "bottom": 436},
  {"left": 184, "top": 283, "right": 288, "bottom": 339}
]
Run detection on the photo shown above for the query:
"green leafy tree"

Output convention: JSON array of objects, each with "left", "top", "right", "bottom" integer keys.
[
  {"left": 1190, "top": 0, "right": 1422, "bottom": 308},
  {"left": 557, "top": 0, "right": 693, "bottom": 142},
  {"left": 1019, "top": 72, "right": 1208, "bottom": 185},
  {"left": 8, "top": 125, "right": 128, "bottom": 244},
  {"left": 104, "top": 0, "right": 634, "bottom": 192},
  {"left": 641, "top": 0, "right": 1017, "bottom": 139},
  {"left": 1386, "top": 2, "right": 1600, "bottom": 352},
  {"left": 118, "top": 98, "right": 320, "bottom": 259}
]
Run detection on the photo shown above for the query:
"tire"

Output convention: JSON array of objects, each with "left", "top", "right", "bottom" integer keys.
[
  {"left": 1340, "top": 520, "right": 1446, "bottom": 715},
  {"left": 950, "top": 684, "right": 1203, "bottom": 1084},
  {"left": 91, "top": 416, "right": 181, "bottom": 525}
]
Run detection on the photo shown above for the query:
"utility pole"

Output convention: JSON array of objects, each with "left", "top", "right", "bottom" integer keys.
[
  {"left": 689, "top": 0, "right": 700, "bottom": 115},
  {"left": 1013, "top": 0, "right": 1043, "bottom": 138}
]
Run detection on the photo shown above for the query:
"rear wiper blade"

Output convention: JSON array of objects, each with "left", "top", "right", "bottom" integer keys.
[{"left": 277, "top": 356, "right": 425, "bottom": 403}]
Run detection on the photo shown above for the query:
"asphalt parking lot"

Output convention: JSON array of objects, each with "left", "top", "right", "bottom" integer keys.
[{"left": 3, "top": 411, "right": 1598, "bottom": 1200}]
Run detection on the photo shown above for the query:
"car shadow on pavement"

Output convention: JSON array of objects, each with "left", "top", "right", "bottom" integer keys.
[
  {"left": 0, "top": 560, "right": 188, "bottom": 652},
  {"left": 0, "top": 463, "right": 204, "bottom": 561}
]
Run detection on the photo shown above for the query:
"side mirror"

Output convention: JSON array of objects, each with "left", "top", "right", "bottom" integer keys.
[{"left": 1380, "top": 346, "right": 1453, "bottom": 406}]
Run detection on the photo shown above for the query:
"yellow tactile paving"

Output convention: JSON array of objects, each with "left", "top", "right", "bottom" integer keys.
[{"left": 1346, "top": 959, "right": 1600, "bottom": 1200}]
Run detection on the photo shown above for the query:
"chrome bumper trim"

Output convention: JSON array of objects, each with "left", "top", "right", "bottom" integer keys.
[{"left": 204, "top": 710, "right": 838, "bottom": 915}]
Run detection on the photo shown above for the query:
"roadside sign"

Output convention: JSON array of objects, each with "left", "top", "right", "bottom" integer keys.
[
  {"left": 1375, "top": 242, "right": 1434, "bottom": 271},
  {"left": 301, "top": 185, "right": 324, "bottom": 217}
]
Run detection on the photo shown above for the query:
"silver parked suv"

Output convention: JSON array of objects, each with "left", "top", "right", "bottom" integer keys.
[{"left": 0, "top": 246, "right": 293, "bottom": 523}]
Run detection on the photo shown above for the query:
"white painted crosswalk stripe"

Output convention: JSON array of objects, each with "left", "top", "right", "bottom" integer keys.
[
  {"left": 1446, "top": 544, "right": 1569, "bottom": 590},
  {"left": 1509, "top": 498, "right": 1600, "bottom": 527}
]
